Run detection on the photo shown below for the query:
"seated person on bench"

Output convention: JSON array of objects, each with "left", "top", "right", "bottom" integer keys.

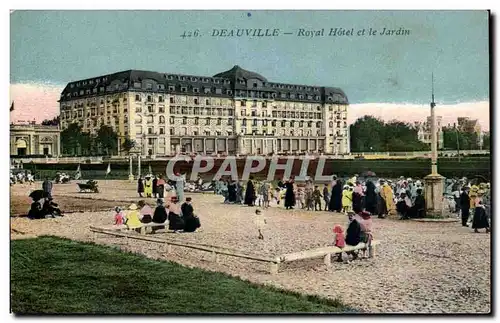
[
  {"left": 167, "top": 197, "right": 185, "bottom": 233},
  {"left": 345, "top": 216, "right": 362, "bottom": 260},
  {"left": 181, "top": 197, "right": 201, "bottom": 232},
  {"left": 126, "top": 203, "right": 142, "bottom": 233},
  {"left": 151, "top": 198, "right": 168, "bottom": 233}
]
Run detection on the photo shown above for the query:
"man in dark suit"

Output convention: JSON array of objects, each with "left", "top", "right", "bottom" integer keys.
[{"left": 459, "top": 187, "right": 471, "bottom": 227}]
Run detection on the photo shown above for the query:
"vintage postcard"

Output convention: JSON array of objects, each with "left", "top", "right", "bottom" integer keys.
[{"left": 9, "top": 10, "right": 490, "bottom": 314}]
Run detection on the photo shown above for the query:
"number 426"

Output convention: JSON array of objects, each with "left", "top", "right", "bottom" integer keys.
[{"left": 180, "top": 30, "right": 200, "bottom": 38}]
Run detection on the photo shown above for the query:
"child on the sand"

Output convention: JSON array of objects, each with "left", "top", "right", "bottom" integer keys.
[
  {"left": 333, "top": 225, "right": 348, "bottom": 263},
  {"left": 254, "top": 208, "right": 267, "bottom": 240},
  {"left": 114, "top": 206, "right": 125, "bottom": 225}
]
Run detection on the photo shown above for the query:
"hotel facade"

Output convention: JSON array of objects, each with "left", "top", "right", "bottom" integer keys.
[{"left": 59, "top": 66, "right": 350, "bottom": 156}]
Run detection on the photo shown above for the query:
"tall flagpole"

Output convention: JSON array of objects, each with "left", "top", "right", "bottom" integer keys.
[{"left": 430, "top": 72, "right": 438, "bottom": 175}]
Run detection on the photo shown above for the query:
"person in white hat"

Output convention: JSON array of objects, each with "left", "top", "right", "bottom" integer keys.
[{"left": 126, "top": 203, "right": 142, "bottom": 231}]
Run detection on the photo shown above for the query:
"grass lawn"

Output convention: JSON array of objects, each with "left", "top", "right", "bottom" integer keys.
[{"left": 11, "top": 236, "right": 355, "bottom": 314}]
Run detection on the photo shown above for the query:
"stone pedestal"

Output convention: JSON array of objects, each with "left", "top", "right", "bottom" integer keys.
[{"left": 424, "top": 173, "right": 445, "bottom": 217}]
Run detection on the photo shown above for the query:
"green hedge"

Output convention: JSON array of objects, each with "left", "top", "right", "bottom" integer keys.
[{"left": 23, "top": 157, "right": 490, "bottom": 180}]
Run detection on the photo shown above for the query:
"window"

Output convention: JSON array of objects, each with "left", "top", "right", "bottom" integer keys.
[
  {"left": 170, "top": 97, "right": 175, "bottom": 104},
  {"left": 206, "top": 118, "right": 211, "bottom": 125},
  {"left": 160, "top": 127, "right": 165, "bottom": 134},
  {"left": 281, "top": 121, "right": 286, "bottom": 127},
  {"left": 241, "top": 100, "right": 246, "bottom": 107},
  {"left": 241, "top": 109, "right": 246, "bottom": 116},
  {"left": 159, "top": 96, "right": 164, "bottom": 102},
  {"left": 181, "top": 87, "right": 187, "bottom": 92},
  {"left": 217, "top": 118, "right": 221, "bottom": 125},
  {"left": 135, "top": 95, "right": 141, "bottom": 101},
  {"left": 148, "top": 106, "right": 154, "bottom": 113},
  {"left": 308, "top": 121, "right": 313, "bottom": 127},
  {"left": 253, "top": 83, "right": 258, "bottom": 88},
  {"left": 158, "top": 84, "right": 165, "bottom": 90},
  {"left": 252, "top": 119, "right": 257, "bottom": 126},
  {"left": 228, "top": 119, "right": 233, "bottom": 125},
  {"left": 204, "top": 87, "right": 211, "bottom": 94},
  {"left": 205, "top": 99, "right": 210, "bottom": 105},
  {"left": 329, "top": 121, "right": 333, "bottom": 127},
  {"left": 183, "top": 117, "right": 187, "bottom": 125},
  {"left": 169, "top": 85, "right": 175, "bottom": 91},
  {"left": 159, "top": 116, "right": 165, "bottom": 124},
  {"left": 170, "top": 128, "right": 175, "bottom": 135},
  {"left": 159, "top": 106, "right": 165, "bottom": 113},
  {"left": 242, "top": 119, "right": 247, "bottom": 126},
  {"left": 215, "top": 88, "right": 222, "bottom": 94},
  {"left": 263, "top": 102, "right": 267, "bottom": 108},
  {"left": 194, "top": 88, "right": 199, "bottom": 93},
  {"left": 194, "top": 98, "right": 199, "bottom": 105},
  {"left": 148, "top": 128, "right": 153, "bottom": 135},
  {"left": 227, "top": 90, "right": 233, "bottom": 95},
  {"left": 317, "top": 121, "right": 322, "bottom": 128},
  {"left": 290, "top": 121, "right": 295, "bottom": 127},
  {"left": 271, "top": 120, "right": 276, "bottom": 126},
  {"left": 194, "top": 117, "right": 199, "bottom": 125},
  {"left": 228, "top": 109, "right": 233, "bottom": 116},
  {"left": 147, "top": 115, "right": 154, "bottom": 123},
  {"left": 136, "top": 126, "right": 143, "bottom": 134}
]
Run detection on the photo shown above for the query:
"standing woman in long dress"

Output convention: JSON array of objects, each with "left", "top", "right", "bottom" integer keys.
[
  {"left": 329, "top": 179, "right": 343, "bottom": 212},
  {"left": 284, "top": 179, "right": 296, "bottom": 210},
  {"left": 244, "top": 176, "right": 256, "bottom": 206},
  {"left": 364, "top": 180, "right": 377, "bottom": 214},
  {"left": 472, "top": 200, "right": 490, "bottom": 233},
  {"left": 137, "top": 177, "right": 144, "bottom": 198},
  {"left": 175, "top": 172, "right": 185, "bottom": 203}
]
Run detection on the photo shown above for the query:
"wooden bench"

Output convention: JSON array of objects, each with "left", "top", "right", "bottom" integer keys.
[
  {"left": 90, "top": 225, "right": 279, "bottom": 272},
  {"left": 98, "top": 222, "right": 169, "bottom": 235},
  {"left": 277, "top": 240, "right": 379, "bottom": 269}
]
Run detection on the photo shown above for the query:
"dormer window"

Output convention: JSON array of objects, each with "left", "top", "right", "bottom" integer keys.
[
  {"left": 214, "top": 79, "right": 220, "bottom": 84},
  {"left": 181, "top": 87, "right": 187, "bottom": 92},
  {"left": 169, "top": 85, "right": 175, "bottom": 91}
]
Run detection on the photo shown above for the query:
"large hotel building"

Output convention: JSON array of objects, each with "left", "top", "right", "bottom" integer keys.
[{"left": 59, "top": 66, "right": 350, "bottom": 156}]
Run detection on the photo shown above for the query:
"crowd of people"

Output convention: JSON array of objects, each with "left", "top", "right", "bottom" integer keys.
[
  {"left": 114, "top": 196, "right": 201, "bottom": 234},
  {"left": 212, "top": 174, "right": 491, "bottom": 233}
]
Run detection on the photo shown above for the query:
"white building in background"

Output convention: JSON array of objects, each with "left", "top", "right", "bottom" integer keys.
[
  {"left": 416, "top": 116, "right": 444, "bottom": 149},
  {"left": 59, "top": 66, "right": 350, "bottom": 156}
]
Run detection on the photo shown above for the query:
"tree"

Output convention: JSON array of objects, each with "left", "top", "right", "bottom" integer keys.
[
  {"left": 96, "top": 125, "right": 118, "bottom": 156},
  {"left": 41, "top": 116, "right": 60, "bottom": 126},
  {"left": 60, "top": 123, "right": 82, "bottom": 156},
  {"left": 482, "top": 132, "right": 490, "bottom": 150},
  {"left": 442, "top": 127, "right": 480, "bottom": 150},
  {"left": 349, "top": 116, "right": 386, "bottom": 152},
  {"left": 122, "top": 136, "right": 136, "bottom": 155},
  {"left": 349, "top": 115, "right": 428, "bottom": 152}
]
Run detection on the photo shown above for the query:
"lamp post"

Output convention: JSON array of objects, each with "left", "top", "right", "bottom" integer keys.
[{"left": 423, "top": 73, "right": 445, "bottom": 217}]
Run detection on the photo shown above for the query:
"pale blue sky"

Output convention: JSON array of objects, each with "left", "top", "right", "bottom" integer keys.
[{"left": 10, "top": 10, "right": 489, "bottom": 104}]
